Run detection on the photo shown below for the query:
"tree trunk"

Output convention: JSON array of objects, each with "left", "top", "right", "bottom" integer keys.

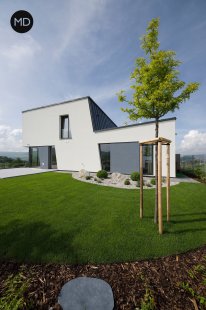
[{"left": 154, "top": 119, "right": 159, "bottom": 224}]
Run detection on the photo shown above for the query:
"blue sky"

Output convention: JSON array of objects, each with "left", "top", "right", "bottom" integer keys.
[{"left": 0, "top": 0, "right": 205, "bottom": 153}]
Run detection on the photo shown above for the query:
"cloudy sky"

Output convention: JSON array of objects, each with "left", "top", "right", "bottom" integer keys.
[{"left": 0, "top": 0, "right": 205, "bottom": 154}]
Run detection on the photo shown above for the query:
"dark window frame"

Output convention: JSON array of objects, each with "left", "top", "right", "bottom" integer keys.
[
  {"left": 99, "top": 143, "right": 111, "bottom": 172},
  {"left": 142, "top": 144, "right": 154, "bottom": 175},
  {"left": 59, "top": 115, "right": 70, "bottom": 139},
  {"left": 29, "top": 147, "right": 39, "bottom": 167}
]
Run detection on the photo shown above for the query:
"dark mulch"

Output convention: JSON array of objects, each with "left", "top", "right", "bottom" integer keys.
[{"left": 0, "top": 246, "right": 206, "bottom": 309}]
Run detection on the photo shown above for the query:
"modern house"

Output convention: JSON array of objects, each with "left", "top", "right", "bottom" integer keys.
[{"left": 22, "top": 96, "right": 176, "bottom": 177}]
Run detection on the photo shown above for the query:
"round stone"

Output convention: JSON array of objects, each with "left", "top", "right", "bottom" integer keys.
[{"left": 58, "top": 277, "right": 114, "bottom": 310}]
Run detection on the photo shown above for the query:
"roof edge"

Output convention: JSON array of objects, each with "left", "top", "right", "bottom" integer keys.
[
  {"left": 88, "top": 97, "right": 117, "bottom": 129},
  {"left": 94, "top": 117, "right": 176, "bottom": 133},
  {"left": 22, "top": 96, "right": 91, "bottom": 113}
]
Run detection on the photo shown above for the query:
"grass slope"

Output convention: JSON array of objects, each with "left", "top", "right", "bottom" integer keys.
[{"left": 0, "top": 172, "right": 205, "bottom": 264}]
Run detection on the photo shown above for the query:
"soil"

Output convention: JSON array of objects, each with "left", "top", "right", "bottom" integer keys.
[{"left": 0, "top": 246, "right": 206, "bottom": 310}]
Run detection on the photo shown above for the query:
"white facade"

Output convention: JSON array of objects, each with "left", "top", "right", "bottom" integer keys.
[{"left": 22, "top": 96, "right": 176, "bottom": 177}]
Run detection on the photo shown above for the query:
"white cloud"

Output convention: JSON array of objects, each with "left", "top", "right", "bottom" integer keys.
[
  {"left": 0, "top": 35, "right": 41, "bottom": 69},
  {"left": 0, "top": 125, "right": 25, "bottom": 151},
  {"left": 179, "top": 130, "right": 206, "bottom": 154},
  {"left": 54, "top": 0, "right": 108, "bottom": 59}
]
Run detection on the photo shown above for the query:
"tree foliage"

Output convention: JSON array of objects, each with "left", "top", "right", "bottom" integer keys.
[{"left": 117, "top": 18, "right": 199, "bottom": 122}]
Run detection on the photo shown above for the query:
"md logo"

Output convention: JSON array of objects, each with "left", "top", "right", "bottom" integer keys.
[{"left": 11, "top": 10, "right": 33, "bottom": 33}]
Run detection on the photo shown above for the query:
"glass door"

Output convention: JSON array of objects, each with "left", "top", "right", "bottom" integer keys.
[{"left": 29, "top": 147, "right": 39, "bottom": 167}]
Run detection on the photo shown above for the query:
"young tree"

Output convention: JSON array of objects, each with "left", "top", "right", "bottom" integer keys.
[{"left": 117, "top": 18, "right": 199, "bottom": 223}]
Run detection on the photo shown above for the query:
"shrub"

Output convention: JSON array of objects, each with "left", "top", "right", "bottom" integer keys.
[
  {"left": 131, "top": 171, "right": 140, "bottom": 181},
  {"left": 86, "top": 176, "right": 92, "bottom": 180},
  {"left": 194, "top": 167, "right": 203, "bottom": 179},
  {"left": 150, "top": 178, "right": 156, "bottom": 185},
  {"left": 96, "top": 170, "right": 108, "bottom": 179},
  {"left": 124, "top": 179, "right": 130, "bottom": 185},
  {"left": 136, "top": 180, "right": 140, "bottom": 187},
  {"left": 201, "top": 176, "right": 206, "bottom": 183}
]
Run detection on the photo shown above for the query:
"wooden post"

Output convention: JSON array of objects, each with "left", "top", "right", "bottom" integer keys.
[
  {"left": 166, "top": 144, "right": 170, "bottom": 222},
  {"left": 140, "top": 144, "right": 143, "bottom": 219},
  {"left": 158, "top": 141, "right": 163, "bottom": 234}
]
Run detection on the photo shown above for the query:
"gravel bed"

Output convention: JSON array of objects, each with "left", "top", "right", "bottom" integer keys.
[{"left": 72, "top": 172, "right": 179, "bottom": 189}]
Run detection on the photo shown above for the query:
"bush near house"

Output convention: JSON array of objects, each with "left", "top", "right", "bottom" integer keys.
[
  {"left": 131, "top": 171, "right": 140, "bottom": 181},
  {"left": 96, "top": 170, "right": 108, "bottom": 179},
  {"left": 124, "top": 179, "right": 130, "bottom": 185},
  {"left": 150, "top": 178, "right": 156, "bottom": 185}
]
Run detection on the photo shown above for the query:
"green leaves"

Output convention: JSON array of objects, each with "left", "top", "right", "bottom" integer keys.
[
  {"left": 117, "top": 17, "right": 200, "bottom": 122},
  {"left": 141, "top": 17, "right": 160, "bottom": 55}
]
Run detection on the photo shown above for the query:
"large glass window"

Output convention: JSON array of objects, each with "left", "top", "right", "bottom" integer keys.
[
  {"left": 143, "top": 145, "right": 153, "bottom": 175},
  {"left": 29, "top": 147, "right": 39, "bottom": 167},
  {"left": 60, "top": 115, "right": 70, "bottom": 139},
  {"left": 50, "top": 146, "right": 57, "bottom": 169},
  {"left": 99, "top": 144, "right": 110, "bottom": 172}
]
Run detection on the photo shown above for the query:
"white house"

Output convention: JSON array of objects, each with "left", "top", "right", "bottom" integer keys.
[{"left": 22, "top": 96, "right": 176, "bottom": 177}]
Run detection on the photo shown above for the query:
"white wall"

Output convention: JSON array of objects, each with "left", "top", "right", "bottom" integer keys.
[
  {"left": 95, "top": 120, "right": 176, "bottom": 177},
  {"left": 23, "top": 98, "right": 101, "bottom": 171},
  {"left": 22, "top": 98, "right": 176, "bottom": 176}
]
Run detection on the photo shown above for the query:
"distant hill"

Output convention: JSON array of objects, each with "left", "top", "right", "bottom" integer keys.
[
  {"left": 181, "top": 154, "right": 206, "bottom": 162},
  {"left": 0, "top": 152, "right": 28, "bottom": 161}
]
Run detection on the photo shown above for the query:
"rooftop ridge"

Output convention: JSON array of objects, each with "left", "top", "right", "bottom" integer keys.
[
  {"left": 22, "top": 96, "right": 91, "bottom": 113},
  {"left": 94, "top": 117, "right": 176, "bottom": 132}
]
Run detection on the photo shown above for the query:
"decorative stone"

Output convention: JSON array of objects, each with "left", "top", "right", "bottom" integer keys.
[
  {"left": 78, "top": 169, "right": 89, "bottom": 178},
  {"left": 58, "top": 277, "right": 114, "bottom": 310},
  {"left": 110, "top": 172, "right": 126, "bottom": 183},
  {"left": 94, "top": 176, "right": 102, "bottom": 182}
]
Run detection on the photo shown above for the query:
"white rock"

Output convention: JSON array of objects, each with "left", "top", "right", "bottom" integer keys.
[
  {"left": 110, "top": 172, "right": 127, "bottom": 183},
  {"left": 78, "top": 169, "right": 89, "bottom": 178}
]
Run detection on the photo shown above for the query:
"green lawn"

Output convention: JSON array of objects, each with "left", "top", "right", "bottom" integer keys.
[{"left": 0, "top": 172, "right": 205, "bottom": 264}]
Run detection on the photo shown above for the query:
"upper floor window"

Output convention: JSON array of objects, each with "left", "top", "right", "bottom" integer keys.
[{"left": 60, "top": 115, "right": 70, "bottom": 139}]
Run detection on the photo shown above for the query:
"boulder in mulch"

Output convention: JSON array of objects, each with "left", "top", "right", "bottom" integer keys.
[{"left": 58, "top": 277, "right": 114, "bottom": 310}]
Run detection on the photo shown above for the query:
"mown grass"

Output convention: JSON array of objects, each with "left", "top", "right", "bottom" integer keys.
[{"left": 0, "top": 172, "right": 205, "bottom": 264}]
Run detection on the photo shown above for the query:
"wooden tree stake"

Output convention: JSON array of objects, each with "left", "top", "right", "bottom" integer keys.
[
  {"left": 158, "top": 141, "right": 163, "bottom": 234},
  {"left": 140, "top": 144, "right": 143, "bottom": 219},
  {"left": 167, "top": 144, "right": 170, "bottom": 222}
]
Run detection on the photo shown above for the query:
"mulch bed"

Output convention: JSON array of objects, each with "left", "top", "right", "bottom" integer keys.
[{"left": 0, "top": 246, "right": 206, "bottom": 309}]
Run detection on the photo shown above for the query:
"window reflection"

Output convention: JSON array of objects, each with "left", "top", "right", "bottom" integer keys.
[
  {"left": 30, "top": 147, "right": 39, "bottom": 167},
  {"left": 143, "top": 145, "right": 153, "bottom": 175},
  {"left": 99, "top": 144, "right": 110, "bottom": 172}
]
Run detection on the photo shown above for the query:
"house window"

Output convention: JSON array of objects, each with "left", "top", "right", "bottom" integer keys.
[
  {"left": 143, "top": 145, "right": 153, "bottom": 175},
  {"left": 29, "top": 147, "right": 39, "bottom": 167},
  {"left": 60, "top": 115, "right": 70, "bottom": 139},
  {"left": 99, "top": 144, "right": 110, "bottom": 172}
]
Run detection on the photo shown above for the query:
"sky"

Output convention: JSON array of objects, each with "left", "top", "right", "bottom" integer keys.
[{"left": 0, "top": 0, "right": 205, "bottom": 154}]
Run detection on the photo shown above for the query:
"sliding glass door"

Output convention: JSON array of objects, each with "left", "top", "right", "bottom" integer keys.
[{"left": 29, "top": 147, "right": 39, "bottom": 167}]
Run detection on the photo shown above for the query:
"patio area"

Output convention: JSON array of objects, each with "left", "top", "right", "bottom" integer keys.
[{"left": 0, "top": 168, "right": 56, "bottom": 179}]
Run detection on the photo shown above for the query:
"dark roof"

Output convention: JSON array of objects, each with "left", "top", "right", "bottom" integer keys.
[
  {"left": 22, "top": 96, "right": 91, "bottom": 113},
  {"left": 94, "top": 117, "right": 176, "bottom": 133},
  {"left": 88, "top": 97, "right": 117, "bottom": 130}
]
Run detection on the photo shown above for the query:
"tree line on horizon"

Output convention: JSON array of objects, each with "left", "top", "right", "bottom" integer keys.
[{"left": 0, "top": 156, "right": 29, "bottom": 169}]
